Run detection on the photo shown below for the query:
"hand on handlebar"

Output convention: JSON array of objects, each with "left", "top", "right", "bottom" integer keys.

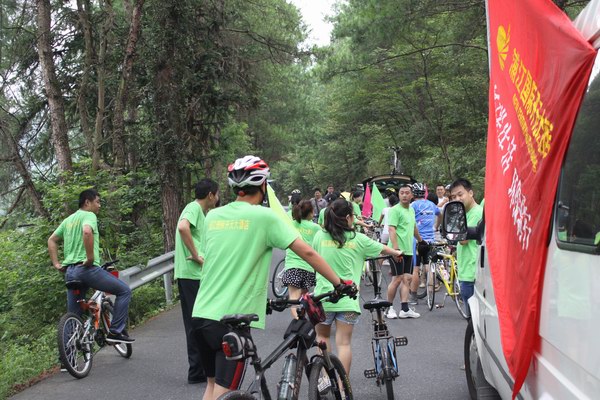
[
  {"left": 266, "top": 298, "right": 288, "bottom": 314},
  {"left": 331, "top": 280, "right": 358, "bottom": 303}
]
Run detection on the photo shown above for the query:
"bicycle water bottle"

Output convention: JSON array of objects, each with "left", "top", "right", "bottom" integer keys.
[{"left": 277, "top": 353, "right": 297, "bottom": 400}]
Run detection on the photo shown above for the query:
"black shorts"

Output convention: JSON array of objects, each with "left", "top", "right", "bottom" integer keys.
[
  {"left": 390, "top": 255, "right": 414, "bottom": 276},
  {"left": 191, "top": 318, "right": 247, "bottom": 389},
  {"left": 281, "top": 268, "right": 316, "bottom": 289},
  {"left": 415, "top": 243, "right": 431, "bottom": 266}
]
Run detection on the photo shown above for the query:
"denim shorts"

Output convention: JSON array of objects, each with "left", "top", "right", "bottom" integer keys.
[{"left": 321, "top": 311, "right": 360, "bottom": 325}]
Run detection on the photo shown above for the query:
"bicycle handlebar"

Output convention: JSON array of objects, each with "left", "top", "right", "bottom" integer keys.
[
  {"left": 365, "top": 255, "right": 393, "bottom": 262},
  {"left": 101, "top": 260, "right": 119, "bottom": 269},
  {"left": 267, "top": 283, "right": 358, "bottom": 313}
]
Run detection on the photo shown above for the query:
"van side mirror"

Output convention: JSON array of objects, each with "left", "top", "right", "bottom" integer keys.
[{"left": 442, "top": 201, "right": 468, "bottom": 242}]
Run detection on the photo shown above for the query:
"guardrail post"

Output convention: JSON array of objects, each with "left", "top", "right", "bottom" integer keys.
[{"left": 163, "top": 271, "right": 173, "bottom": 305}]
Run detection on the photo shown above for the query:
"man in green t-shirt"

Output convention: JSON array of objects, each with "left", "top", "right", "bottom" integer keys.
[
  {"left": 387, "top": 184, "right": 424, "bottom": 319},
  {"left": 352, "top": 190, "right": 373, "bottom": 231},
  {"left": 174, "top": 178, "right": 219, "bottom": 384},
  {"left": 48, "top": 189, "right": 133, "bottom": 343},
  {"left": 449, "top": 178, "right": 483, "bottom": 318},
  {"left": 191, "top": 155, "right": 346, "bottom": 400}
]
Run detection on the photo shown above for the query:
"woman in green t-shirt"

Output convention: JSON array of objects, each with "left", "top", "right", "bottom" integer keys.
[
  {"left": 282, "top": 200, "right": 321, "bottom": 317},
  {"left": 313, "top": 199, "right": 403, "bottom": 374}
]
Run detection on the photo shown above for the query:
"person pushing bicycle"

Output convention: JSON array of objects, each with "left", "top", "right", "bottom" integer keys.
[
  {"left": 190, "top": 155, "right": 350, "bottom": 400},
  {"left": 47, "top": 189, "right": 134, "bottom": 343}
]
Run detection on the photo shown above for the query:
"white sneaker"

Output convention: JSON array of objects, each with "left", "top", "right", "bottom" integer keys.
[
  {"left": 398, "top": 308, "right": 420, "bottom": 319},
  {"left": 385, "top": 307, "right": 398, "bottom": 319}
]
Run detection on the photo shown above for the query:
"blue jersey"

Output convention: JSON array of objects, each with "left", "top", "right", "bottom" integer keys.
[{"left": 411, "top": 199, "right": 440, "bottom": 242}]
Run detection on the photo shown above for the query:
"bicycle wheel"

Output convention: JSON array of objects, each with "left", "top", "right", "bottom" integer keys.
[
  {"left": 453, "top": 277, "right": 469, "bottom": 319},
  {"left": 217, "top": 390, "right": 255, "bottom": 399},
  {"left": 271, "top": 259, "right": 288, "bottom": 298},
  {"left": 380, "top": 346, "right": 395, "bottom": 400},
  {"left": 416, "top": 266, "right": 427, "bottom": 299},
  {"left": 308, "top": 354, "right": 353, "bottom": 400},
  {"left": 102, "top": 301, "right": 133, "bottom": 358},
  {"left": 57, "top": 312, "right": 93, "bottom": 379},
  {"left": 426, "top": 264, "right": 436, "bottom": 311}
]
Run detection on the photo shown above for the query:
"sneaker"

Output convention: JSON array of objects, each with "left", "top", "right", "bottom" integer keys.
[
  {"left": 60, "top": 362, "right": 67, "bottom": 372},
  {"left": 385, "top": 307, "right": 398, "bottom": 319},
  {"left": 408, "top": 293, "right": 418, "bottom": 305},
  {"left": 419, "top": 281, "right": 426, "bottom": 288},
  {"left": 106, "top": 331, "right": 135, "bottom": 343},
  {"left": 398, "top": 308, "right": 420, "bottom": 319}
]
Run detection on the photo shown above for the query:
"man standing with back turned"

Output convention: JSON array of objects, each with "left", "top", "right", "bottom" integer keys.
[
  {"left": 48, "top": 189, "right": 133, "bottom": 343},
  {"left": 175, "top": 179, "right": 219, "bottom": 384}
]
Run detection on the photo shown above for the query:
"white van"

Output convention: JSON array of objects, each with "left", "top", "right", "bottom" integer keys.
[{"left": 442, "top": 2, "right": 600, "bottom": 399}]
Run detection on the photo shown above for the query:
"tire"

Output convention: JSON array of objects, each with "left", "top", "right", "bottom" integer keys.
[
  {"left": 217, "top": 390, "right": 255, "bottom": 399},
  {"left": 426, "top": 264, "right": 435, "bottom": 311},
  {"left": 271, "top": 259, "right": 288, "bottom": 298},
  {"left": 308, "top": 354, "right": 353, "bottom": 400},
  {"left": 464, "top": 320, "right": 501, "bottom": 400},
  {"left": 102, "top": 302, "right": 133, "bottom": 358},
  {"left": 380, "top": 346, "right": 395, "bottom": 400},
  {"left": 453, "top": 277, "right": 469, "bottom": 319},
  {"left": 57, "top": 312, "right": 93, "bottom": 379}
]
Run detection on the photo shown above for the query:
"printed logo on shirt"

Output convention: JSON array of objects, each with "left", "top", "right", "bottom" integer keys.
[
  {"left": 320, "top": 239, "right": 357, "bottom": 249},
  {"left": 208, "top": 220, "right": 251, "bottom": 231}
]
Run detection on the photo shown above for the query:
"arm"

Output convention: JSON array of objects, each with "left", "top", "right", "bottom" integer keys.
[
  {"left": 381, "top": 244, "right": 403, "bottom": 261},
  {"left": 82, "top": 225, "right": 95, "bottom": 267},
  {"left": 289, "top": 238, "right": 341, "bottom": 286},
  {"left": 177, "top": 219, "right": 203, "bottom": 265},
  {"left": 414, "top": 225, "right": 423, "bottom": 242},
  {"left": 48, "top": 234, "right": 63, "bottom": 271},
  {"left": 434, "top": 214, "right": 442, "bottom": 231},
  {"left": 389, "top": 226, "right": 399, "bottom": 249}
]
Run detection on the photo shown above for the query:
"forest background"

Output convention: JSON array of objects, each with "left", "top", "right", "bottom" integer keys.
[{"left": 0, "top": 0, "right": 588, "bottom": 397}]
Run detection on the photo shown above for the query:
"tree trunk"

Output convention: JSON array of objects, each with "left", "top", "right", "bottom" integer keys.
[
  {"left": 112, "top": 0, "right": 145, "bottom": 170},
  {"left": 91, "top": 0, "right": 114, "bottom": 172},
  {"left": 76, "top": 0, "right": 95, "bottom": 156},
  {"left": 36, "top": 0, "right": 73, "bottom": 175}
]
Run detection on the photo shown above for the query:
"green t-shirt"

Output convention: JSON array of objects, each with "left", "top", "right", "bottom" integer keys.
[
  {"left": 313, "top": 231, "right": 383, "bottom": 313},
  {"left": 284, "top": 220, "right": 321, "bottom": 272},
  {"left": 174, "top": 201, "right": 205, "bottom": 280},
  {"left": 457, "top": 204, "right": 484, "bottom": 282},
  {"left": 192, "top": 202, "right": 299, "bottom": 329},
  {"left": 318, "top": 208, "right": 326, "bottom": 226},
  {"left": 53, "top": 209, "right": 101, "bottom": 266},
  {"left": 387, "top": 204, "right": 416, "bottom": 255}
]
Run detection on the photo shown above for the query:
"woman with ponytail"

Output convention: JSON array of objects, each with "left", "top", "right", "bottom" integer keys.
[
  {"left": 312, "top": 199, "right": 403, "bottom": 374},
  {"left": 282, "top": 199, "right": 321, "bottom": 317}
]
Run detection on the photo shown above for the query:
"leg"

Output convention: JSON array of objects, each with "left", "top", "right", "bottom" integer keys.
[
  {"left": 460, "top": 281, "right": 475, "bottom": 317},
  {"left": 400, "top": 274, "right": 411, "bottom": 303},
  {"left": 334, "top": 319, "right": 355, "bottom": 374},
  {"left": 410, "top": 265, "right": 420, "bottom": 294},
  {"left": 287, "top": 285, "right": 304, "bottom": 319},
  {"left": 65, "top": 266, "right": 88, "bottom": 316},
  {"left": 386, "top": 258, "right": 403, "bottom": 303},
  {"left": 316, "top": 322, "right": 332, "bottom": 352},
  {"left": 178, "top": 279, "right": 206, "bottom": 382}
]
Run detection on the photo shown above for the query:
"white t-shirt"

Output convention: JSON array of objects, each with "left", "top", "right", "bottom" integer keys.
[{"left": 381, "top": 207, "right": 391, "bottom": 235}]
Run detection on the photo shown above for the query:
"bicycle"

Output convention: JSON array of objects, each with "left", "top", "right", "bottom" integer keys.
[
  {"left": 362, "top": 256, "right": 408, "bottom": 400},
  {"left": 271, "top": 258, "right": 289, "bottom": 299},
  {"left": 361, "top": 218, "right": 383, "bottom": 287},
  {"left": 57, "top": 260, "right": 132, "bottom": 378},
  {"left": 218, "top": 285, "right": 358, "bottom": 400},
  {"left": 424, "top": 243, "right": 469, "bottom": 319}
]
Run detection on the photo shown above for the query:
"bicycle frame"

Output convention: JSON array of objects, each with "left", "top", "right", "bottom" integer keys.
[{"left": 434, "top": 251, "right": 459, "bottom": 297}]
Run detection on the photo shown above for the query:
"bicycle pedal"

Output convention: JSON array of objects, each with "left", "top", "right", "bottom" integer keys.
[
  {"left": 394, "top": 336, "right": 408, "bottom": 346},
  {"left": 364, "top": 369, "right": 377, "bottom": 379},
  {"left": 435, "top": 304, "right": 445, "bottom": 309}
]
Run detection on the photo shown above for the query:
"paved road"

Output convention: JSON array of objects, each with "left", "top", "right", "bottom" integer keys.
[{"left": 11, "top": 251, "right": 470, "bottom": 400}]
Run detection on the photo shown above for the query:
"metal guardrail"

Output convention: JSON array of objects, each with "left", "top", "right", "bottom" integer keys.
[{"left": 120, "top": 251, "right": 175, "bottom": 304}]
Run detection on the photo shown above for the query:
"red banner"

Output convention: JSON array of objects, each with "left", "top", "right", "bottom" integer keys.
[{"left": 485, "top": 1, "right": 596, "bottom": 397}]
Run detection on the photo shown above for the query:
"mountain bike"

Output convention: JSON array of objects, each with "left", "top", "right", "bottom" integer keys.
[
  {"left": 218, "top": 285, "right": 358, "bottom": 400},
  {"left": 362, "top": 256, "right": 408, "bottom": 400},
  {"left": 424, "top": 243, "right": 469, "bottom": 319},
  {"left": 271, "top": 258, "right": 288, "bottom": 299},
  {"left": 57, "top": 260, "right": 132, "bottom": 378}
]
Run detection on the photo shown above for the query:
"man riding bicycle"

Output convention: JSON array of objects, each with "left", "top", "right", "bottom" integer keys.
[
  {"left": 190, "top": 155, "right": 348, "bottom": 400},
  {"left": 48, "top": 189, "right": 133, "bottom": 343}
]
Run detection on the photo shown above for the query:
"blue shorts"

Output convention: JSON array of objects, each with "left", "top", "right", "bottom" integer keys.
[{"left": 321, "top": 311, "right": 360, "bottom": 325}]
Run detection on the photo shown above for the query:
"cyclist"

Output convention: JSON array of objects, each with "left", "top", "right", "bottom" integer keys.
[
  {"left": 174, "top": 178, "right": 219, "bottom": 384},
  {"left": 449, "top": 178, "right": 483, "bottom": 318},
  {"left": 282, "top": 199, "right": 321, "bottom": 318},
  {"left": 313, "top": 198, "right": 403, "bottom": 374},
  {"left": 351, "top": 190, "right": 373, "bottom": 231},
  {"left": 386, "top": 184, "right": 424, "bottom": 319},
  {"left": 287, "top": 189, "right": 302, "bottom": 218},
  {"left": 409, "top": 183, "right": 441, "bottom": 305},
  {"left": 47, "top": 189, "right": 134, "bottom": 343},
  {"left": 190, "top": 156, "right": 347, "bottom": 400}
]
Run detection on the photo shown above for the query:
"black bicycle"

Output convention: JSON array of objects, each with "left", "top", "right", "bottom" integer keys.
[
  {"left": 271, "top": 258, "right": 288, "bottom": 299},
  {"left": 363, "top": 256, "right": 408, "bottom": 400},
  {"left": 218, "top": 285, "right": 358, "bottom": 400}
]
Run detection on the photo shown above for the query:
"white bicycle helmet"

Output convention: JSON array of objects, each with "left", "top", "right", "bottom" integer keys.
[
  {"left": 412, "top": 182, "right": 426, "bottom": 197},
  {"left": 227, "top": 155, "right": 270, "bottom": 187}
]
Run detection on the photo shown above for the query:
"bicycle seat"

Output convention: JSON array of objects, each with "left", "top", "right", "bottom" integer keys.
[
  {"left": 65, "top": 280, "right": 84, "bottom": 290},
  {"left": 221, "top": 314, "right": 259, "bottom": 326},
  {"left": 363, "top": 299, "right": 392, "bottom": 310}
]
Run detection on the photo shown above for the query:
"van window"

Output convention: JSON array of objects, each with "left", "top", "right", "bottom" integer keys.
[{"left": 555, "top": 53, "right": 600, "bottom": 252}]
